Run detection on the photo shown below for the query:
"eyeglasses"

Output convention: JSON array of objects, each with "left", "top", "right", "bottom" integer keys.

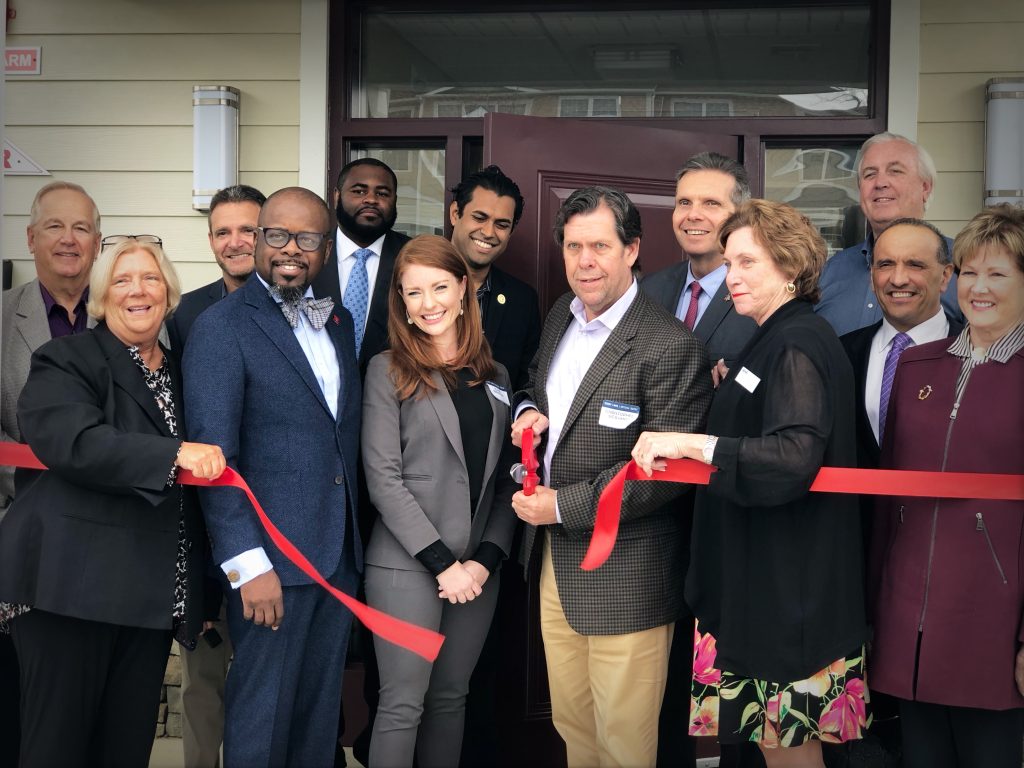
[
  {"left": 257, "top": 227, "right": 328, "bottom": 252},
  {"left": 101, "top": 234, "right": 163, "bottom": 248}
]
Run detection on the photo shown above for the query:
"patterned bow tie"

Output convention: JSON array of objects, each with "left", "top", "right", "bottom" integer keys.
[{"left": 270, "top": 288, "right": 335, "bottom": 330}]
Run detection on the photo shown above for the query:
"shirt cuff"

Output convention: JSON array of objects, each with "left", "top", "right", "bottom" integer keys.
[
  {"left": 554, "top": 493, "right": 562, "bottom": 524},
  {"left": 221, "top": 548, "right": 273, "bottom": 589},
  {"left": 470, "top": 541, "right": 506, "bottom": 574},
  {"left": 514, "top": 400, "right": 539, "bottom": 420},
  {"left": 414, "top": 540, "right": 458, "bottom": 577}
]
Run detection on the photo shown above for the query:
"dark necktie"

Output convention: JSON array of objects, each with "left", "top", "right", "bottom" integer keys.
[
  {"left": 683, "top": 280, "right": 702, "bottom": 331},
  {"left": 878, "top": 332, "right": 914, "bottom": 440}
]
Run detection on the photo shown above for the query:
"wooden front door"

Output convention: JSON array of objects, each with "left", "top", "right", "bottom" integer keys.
[{"left": 481, "top": 113, "right": 738, "bottom": 765}]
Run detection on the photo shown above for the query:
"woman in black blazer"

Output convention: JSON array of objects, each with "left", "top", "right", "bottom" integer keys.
[
  {"left": 0, "top": 238, "right": 225, "bottom": 767},
  {"left": 361, "top": 235, "right": 517, "bottom": 768}
]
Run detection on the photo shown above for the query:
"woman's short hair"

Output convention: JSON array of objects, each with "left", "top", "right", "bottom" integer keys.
[
  {"left": 87, "top": 240, "right": 182, "bottom": 321},
  {"left": 387, "top": 234, "right": 496, "bottom": 399},
  {"left": 952, "top": 204, "right": 1024, "bottom": 274},
  {"left": 718, "top": 200, "right": 828, "bottom": 304}
]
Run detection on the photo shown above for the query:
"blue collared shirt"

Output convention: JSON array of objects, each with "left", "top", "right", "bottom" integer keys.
[
  {"left": 674, "top": 262, "right": 727, "bottom": 328},
  {"left": 815, "top": 235, "right": 962, "bottom": 337}
]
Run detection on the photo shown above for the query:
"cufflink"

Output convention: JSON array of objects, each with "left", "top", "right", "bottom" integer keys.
[
  {"left": 227, "top": 570, "right": 240, "bottom": 584},
  {"left": 497, "top": 293, "right": 506, "bottom": 305}
]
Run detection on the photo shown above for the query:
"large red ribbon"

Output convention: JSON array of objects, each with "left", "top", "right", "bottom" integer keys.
[
  {"left": 0, "top": 442, "right": 444, "bottom": 662},
  {"left": 583, "top": 458, "right": 1024, "bottom": 572}
]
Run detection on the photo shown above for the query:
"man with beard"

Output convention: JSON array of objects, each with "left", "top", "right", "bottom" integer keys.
[
  {"left": 166, "top": 184, "right": 265, "bottom": 768},
  {"left": 183, "top": 187, "right": 361, "bottom": 767},
  {"left": 449, "top": 165, "right": 541, "bottom": 390},
  {"left": 313, "top": 158, "right": 410, "bottom": 375}
]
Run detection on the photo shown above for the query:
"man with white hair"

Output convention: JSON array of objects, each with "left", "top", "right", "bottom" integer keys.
[{"left": 815, "top": 132, "right": 960, "bottom": 336}]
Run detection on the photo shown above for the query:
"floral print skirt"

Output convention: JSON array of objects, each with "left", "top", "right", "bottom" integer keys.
[{"left": 689, "top": 621, "right": 871, "bottom": 748}]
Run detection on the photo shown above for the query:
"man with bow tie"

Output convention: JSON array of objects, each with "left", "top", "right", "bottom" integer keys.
[{"left": 183, "top": 187, "right": 362, "bottom": 767}]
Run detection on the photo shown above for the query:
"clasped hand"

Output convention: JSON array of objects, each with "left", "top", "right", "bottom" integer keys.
[
  {"left": 437, "top": 561, "right": 487, "bottom": 604},
  {"left": 176, "top": 441, "right": 227, "bottom": 480}
]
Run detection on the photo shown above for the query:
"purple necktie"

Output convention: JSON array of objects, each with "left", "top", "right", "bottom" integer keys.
[
  {"left": 683, "top": 280, "right": 702, "bottom": 331},
  {"left": 879, "top": 332, "right": 914, "bottom": 440}
]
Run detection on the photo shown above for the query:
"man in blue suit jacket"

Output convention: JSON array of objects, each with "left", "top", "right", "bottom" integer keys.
[{"left": 183, "top": 187, "right": 362, "bottom": 767}]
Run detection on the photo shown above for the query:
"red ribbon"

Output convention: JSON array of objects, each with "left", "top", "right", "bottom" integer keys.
[
  {"left": 520, "top": 428, "right": 539, "bottom": 496},
  {"left": 584, "top": 457, "right": 1024, "bottom": 572},
  {"left": 0, "top": 442, "right": 444, "bottom": 662}
]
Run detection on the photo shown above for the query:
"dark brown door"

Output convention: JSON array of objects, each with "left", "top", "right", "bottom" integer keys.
[{"left": 482, "top": 113, "right": 739, "bottom": 765}]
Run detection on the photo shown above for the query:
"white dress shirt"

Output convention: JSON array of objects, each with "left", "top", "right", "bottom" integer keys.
[
  {"left": 335, "top": 229, "right": 386, "bottom": 332},
  {"left": 518, "top": 280, "right": 639, "bottom": 522},
  {"left": 674, "top": 261, "right": 727, "bottom": 328},
  {"left": 866, "top": 308, "right": 950, "bottom": 442},
  {"left": 222, "top": 275, "right": 343, "bottom": 588}
]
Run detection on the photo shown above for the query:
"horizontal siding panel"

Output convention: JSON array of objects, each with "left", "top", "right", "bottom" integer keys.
[
  {"left": 5, "top": 34, "right": 299, "bottom": 80},
  {"left": 922, "top": 0, "right": 1024, "bottom": 24},
  {"left": 927, "top": 171, "right": 984, "bottom": 221},
  {"left": 6, "top": 81, "right": 299, "bottom": 126},
  {"left": 9, "top": 0, "right": 298, "bottom": 34},
  {"left": 920, "top": 23, "right": 1024, "bottom": 73},
  {"left": 917, "top": 73, "right": 1013, "bottom": 122},
  {"left": 917, "top": 122, "right": 984, "bottom": 172},
  {"left": 3, "top": 127, "right": 298, "bottom": 172},
  {"left": 930, "top": 221, "right": 969, "bottom": 239}
]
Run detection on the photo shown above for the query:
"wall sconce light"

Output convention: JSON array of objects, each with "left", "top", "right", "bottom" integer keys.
[
  {"left": 192, "top": 85, "right": 240, "bottom": 211},
  {"left": 985, "top": 78, "right": 1024, "bottom": 207}
]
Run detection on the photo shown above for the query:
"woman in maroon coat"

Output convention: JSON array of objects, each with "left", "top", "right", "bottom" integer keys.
[{"left": 870, "top": 204, "right": 1024, "bottom": 768}]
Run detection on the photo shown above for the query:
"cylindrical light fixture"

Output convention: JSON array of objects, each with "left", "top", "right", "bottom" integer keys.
[
  {"left": 985, "top": 78, "right": 1024, "bottom": 207},
  {"left": 192, "top": 85, "right": 240, "bottom": 211}
]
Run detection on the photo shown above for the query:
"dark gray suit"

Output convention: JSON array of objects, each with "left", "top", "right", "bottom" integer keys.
[
  {"left": 641, "top": 261, "right": 756, "bottom": 366},
  {"left": 165, "top": 278, "right": 225, "bottom": 361},
  {"left": 361, "top": 354, "right": 517, "bottom": 766}
]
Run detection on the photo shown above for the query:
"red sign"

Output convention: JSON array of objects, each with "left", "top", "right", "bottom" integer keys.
[{"left": 5, "top": 47, "right": 40, "bottom": 75}]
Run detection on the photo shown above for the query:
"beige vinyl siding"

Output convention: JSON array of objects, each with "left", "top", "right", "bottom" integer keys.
[
  {"left": 918, "top": 0, "right": 1024, "bottom": 238},
  {"left": 3, "top": 0, "right": 301, "bottom": 292}
]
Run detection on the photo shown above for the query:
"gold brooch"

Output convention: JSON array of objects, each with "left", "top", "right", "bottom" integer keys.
[
  {"left": 497, "top": 293, "right": 506, "bottom": 305},
  {"left": 918, "top": 385, "right": 932, "bottom": 400}
]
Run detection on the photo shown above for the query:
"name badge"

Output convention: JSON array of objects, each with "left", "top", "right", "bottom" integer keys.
[
  {"left": 486, "top": 381, "right": 510, "bottom": 406},
  {"left": 599, "top": 399, "right": 640, "bottom": 429},
  {"left": 734, "top": 366, "right": 761, "bottom": 393}
]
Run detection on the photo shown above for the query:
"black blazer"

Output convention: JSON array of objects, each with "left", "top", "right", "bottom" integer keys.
[
  {"left": 840, "top": 317, "right": 964, "bottom": 469},
  {"left": 641, "top": 261, "right": 756, "bottom": 367},
  {"left": 166, "top": 278, "right": 225, "bottom": 361},
  {"left": 482, "top": 266, "right": 541, "bottom": 392},
  {"left": 312, "top": 229, "right": 411, "bottom": 376},
  {"left": 0, "top": 324, "right": 205, "bottom": 637}
]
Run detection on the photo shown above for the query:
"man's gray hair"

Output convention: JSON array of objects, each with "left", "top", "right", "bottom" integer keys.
[
  {"left": 675, "top": 152, "right": 751, "bottom": 207},
  {"left": 29, "top": 181, "right": 101, "bottom": 231},
  {"left": 856, "top": 132, "right": 937, "bottom": 188},
  {"left": 874, "top": 217, "right": 951, "bottom": 265},
  {"left": 553, "top": 186, "right": 642, "bottom": 248}
]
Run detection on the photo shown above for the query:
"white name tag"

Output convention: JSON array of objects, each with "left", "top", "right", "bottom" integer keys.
[
  {"left": 486, "top": 381, "right": 510, "bottom": 406},
  {"left": 598, "top": 399, "right": 640, "bottom": 429},
  {"left": 734, "top": 366, "right": 761, "bottom": 393}
]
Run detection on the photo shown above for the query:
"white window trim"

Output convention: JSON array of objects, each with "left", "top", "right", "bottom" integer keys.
[
  {"left": 887, "top": 0, "right": 920, "bottom": 140},
  {"left": 299, "top": 0, "right": 330, "bottom": 192}
]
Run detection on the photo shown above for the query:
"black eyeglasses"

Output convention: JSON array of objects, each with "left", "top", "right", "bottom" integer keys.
[
  {"left": 102, "top": 234, "right": 163, "bottom": 248},
  {"left": 257, "top": 227, "right": 329, "bottom": 252}
]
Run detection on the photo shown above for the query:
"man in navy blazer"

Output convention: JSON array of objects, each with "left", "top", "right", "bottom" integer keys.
[
  {"left": 640, "top": 152, "right": 757, "bottom": 368},
  {"left": 183, "top": 187, "right": 361, "bottom": 767}
]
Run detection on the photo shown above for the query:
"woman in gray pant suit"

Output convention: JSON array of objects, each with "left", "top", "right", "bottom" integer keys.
[{"left": 361, "top": 235, "right": 518, "bottom": 768}]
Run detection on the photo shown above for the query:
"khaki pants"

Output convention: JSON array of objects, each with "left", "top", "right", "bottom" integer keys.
[
  {"left": 540, "top": 535, "right": 673, "bottom": 768},
  {"left": 181, "top": 607, "right": 232, "bottom": 768}
]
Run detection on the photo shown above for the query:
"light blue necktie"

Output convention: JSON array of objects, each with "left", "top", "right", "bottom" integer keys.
[
  {"left": 343, "top": 248, "right": 372, "bottom": 357},
  {"left": 878, "top": 332, "right": 914, "bottom": 440}
]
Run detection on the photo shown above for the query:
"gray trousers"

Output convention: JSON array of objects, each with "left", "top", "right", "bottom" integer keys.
[{"left": 365, "top": 565, "right": 499, "bottom": 768}]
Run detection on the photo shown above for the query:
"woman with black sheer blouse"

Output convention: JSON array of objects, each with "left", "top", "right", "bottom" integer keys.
[{"left": 632, "top": 200, "right": 865, "bottom": 768}]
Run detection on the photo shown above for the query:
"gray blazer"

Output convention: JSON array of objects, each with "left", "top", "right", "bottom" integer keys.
[
  {"left": 641, "top": 261, "right": 756, "bottom": 366},
  {"left": 1, "top": 279, "right": 95, "bottom": 514},
  {"left": 361, "top": 352, "right": 518, "bottom": 571}
]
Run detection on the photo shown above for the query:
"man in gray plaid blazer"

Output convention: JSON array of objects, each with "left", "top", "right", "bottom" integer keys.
[{"left": 512, "top": 187, "right": 712, "bottom": 767}]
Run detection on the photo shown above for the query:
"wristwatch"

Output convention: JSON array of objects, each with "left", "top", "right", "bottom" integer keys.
[{"left": 701, "top": 435, "right": 718, "bottom": 466}]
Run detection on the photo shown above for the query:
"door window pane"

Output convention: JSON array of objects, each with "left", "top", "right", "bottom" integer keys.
[
  {"left": 763, "top": 144, "right": 864, "bottom": 256},
  {"left": 350, "top": 146, "right": 446, "bottom": 237},
  {"left": 353, "top": 6, "right": 872, "bottom": 119}
]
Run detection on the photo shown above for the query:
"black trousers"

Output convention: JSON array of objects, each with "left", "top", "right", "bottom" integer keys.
[
  {"left": 899, "top": 698, "right": 1024, "bottom": 768},
  {"left": 11, "top": 609, "right": 171, "bottom": 768},
  {"left": 0, "top": 631, "right": 19, "bottom": 767}
]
